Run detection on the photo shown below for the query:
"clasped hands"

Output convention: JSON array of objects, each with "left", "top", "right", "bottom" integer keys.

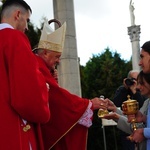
[
  {"left": 91, "top": 98, "right": 119, "bottom": 118},
  {"left": 90, "top": 98, "right": 119, "bottom": 119},
  {"left": 90, "top": 97, "right": 109, "bottom": 110},
  {"left": 126, "top": 111, "right": 146, "bottom": 143},
  {"left": 102, "top": 99, "right": 120, "bottom": 120}
]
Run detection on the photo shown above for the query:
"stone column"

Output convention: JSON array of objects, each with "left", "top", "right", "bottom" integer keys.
[
  {"left": 128, "top": 25, "right": 141, "bottom": 70},
  {"left": 128, "top": 0, "right": 141, "bottom": 71},
  {"left": 53, "top": 0, "right": 81, "bottom": 96}
]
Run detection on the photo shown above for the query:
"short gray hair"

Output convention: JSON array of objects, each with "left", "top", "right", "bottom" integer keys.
[{"left": 127, "top": 70, "right": 139, "bottom": 78}]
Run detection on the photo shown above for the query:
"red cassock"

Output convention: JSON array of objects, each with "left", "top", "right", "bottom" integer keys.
[
  {"left": 36, "top": 56, "right": 90, "bottom": 150},
  {"left": 0, "top": 28, "right": 50, "bottom": 150}
]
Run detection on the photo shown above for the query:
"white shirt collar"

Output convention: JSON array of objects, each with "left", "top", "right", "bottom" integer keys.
[{"left": 0, "top": 23, "right": 14, "bottom": 30}]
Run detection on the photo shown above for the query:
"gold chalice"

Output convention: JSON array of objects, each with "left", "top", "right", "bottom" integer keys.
[
  {"left": 97, "top": 109, "right": 109, "bottom": 118},
  {"left": 97, "top": 95, "right": 109, "bottom": 118},
  {"left": 122, "top": 95, "right": 139, "bottom": 131}
]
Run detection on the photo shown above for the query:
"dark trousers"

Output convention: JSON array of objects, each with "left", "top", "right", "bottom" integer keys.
[{"left": 120, "top": 132, "right": 135, "bottom": 150}]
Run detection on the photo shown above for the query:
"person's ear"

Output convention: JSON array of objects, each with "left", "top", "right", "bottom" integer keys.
[
  {"left": 14, "top": 10, "right": 21, "bottom": 21},
  {"left": 43, "top": 50, "right": 50, "bottom": 58}
]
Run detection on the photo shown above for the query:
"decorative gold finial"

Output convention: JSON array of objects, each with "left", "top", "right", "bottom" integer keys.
[{"left": 127, "top": 95, "right": 131, "bottom": 100}]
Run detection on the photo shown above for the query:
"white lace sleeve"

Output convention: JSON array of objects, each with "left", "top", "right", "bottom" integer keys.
[
  {"left": 46, "top": 83, "right": 50, "bottom": 91},
  {"left": 78, "top": 101, "right": 93, "bottom": 127}
]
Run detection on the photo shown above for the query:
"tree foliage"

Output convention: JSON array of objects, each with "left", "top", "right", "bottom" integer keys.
[
  {"left": 25, "top": 17, "right": 46, "bottom": 49},
  {"left": 25, "top": 22, "right": 41, "bottom": 49},
  {"left": 81, "top": 48, "right": 132, "bottom": 99},
  {"left": 80, "top": 48, "right": 132, "bottom": 150}
]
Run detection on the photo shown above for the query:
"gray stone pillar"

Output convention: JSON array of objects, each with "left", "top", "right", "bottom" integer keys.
[
  {"left": 128, "top": 25, "right": 141, "bottom": 71},
  {"left": 53, "top": 0, "right": 81, "bottom": 96}
]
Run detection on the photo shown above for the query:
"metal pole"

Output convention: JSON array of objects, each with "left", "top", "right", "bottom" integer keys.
[
  {"left": 102, "top": 125, "right": 107, "bottom": 150},
  {"left": 113, "top": 126, "right": 118, "bottom": 150}
]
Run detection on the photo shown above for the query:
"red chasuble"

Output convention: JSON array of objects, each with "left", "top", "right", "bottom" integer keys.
[
  {"left": 0, "top": 28, "right": 50, "bottom": 150},
  {"left": 36, "top": 56, "right": 90, "bottom": 150}
]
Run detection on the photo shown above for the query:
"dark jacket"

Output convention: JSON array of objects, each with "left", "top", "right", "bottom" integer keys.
[{"left": 113, "top": 85, "right": 146, "bottom": 109}]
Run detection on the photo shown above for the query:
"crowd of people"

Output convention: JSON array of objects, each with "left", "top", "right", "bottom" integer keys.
[
  {"left": 112, "top": 69, "right": 146, "bottom": 150},
  {"left": 103, "top": 41, "right": 150, "bottom": 150},
  {"left": 1, "top": 0, "right": 150, "bottom": 150}
]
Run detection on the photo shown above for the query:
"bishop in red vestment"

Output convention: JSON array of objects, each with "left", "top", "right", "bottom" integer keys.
[
  {"left": 33, "top": 19, "right": 108, "bottom": 150},
  {"left": 36, "top": 56, "right": 89, "bottom": 150}
]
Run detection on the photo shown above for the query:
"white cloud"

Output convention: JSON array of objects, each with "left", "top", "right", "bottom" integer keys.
[
  {"left": 25, "top": 0, "right": 54, "bottom": 28},
  {"left": 25, "top": 0, "right": 150, "bottom": 65}
]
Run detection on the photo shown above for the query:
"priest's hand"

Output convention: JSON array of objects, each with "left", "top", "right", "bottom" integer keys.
[
  {"left": 51, "top": 69, "right": 58, "bottom": 82},
  {"left": 90, "top": 97, "right": 108, "bottom": 110}
]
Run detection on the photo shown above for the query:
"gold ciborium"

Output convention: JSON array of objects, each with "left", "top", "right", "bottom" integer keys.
[{"left": 122, "top": 95, "right": 139, "bottom": 131}]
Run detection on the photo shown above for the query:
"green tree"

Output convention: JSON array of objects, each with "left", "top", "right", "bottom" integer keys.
[
  {"left": 80, "top": 48, "right": 132, "bottom": 150},
  {"left": 25, "top": 22, "right": 41, "bottom": 49},
  {"left": 81, "top": 48, "right": 132, "bottom": 99}
]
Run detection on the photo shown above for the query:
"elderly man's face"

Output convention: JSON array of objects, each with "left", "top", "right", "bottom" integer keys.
[{"left": 44, "top": 50, "right": 61, "bottom": 71}]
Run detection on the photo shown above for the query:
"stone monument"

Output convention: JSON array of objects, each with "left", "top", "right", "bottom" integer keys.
[
  {"left": 128, "top": 0, "right": 141, "bottom": 70},
  {"left": 53, "top": 0, "right": 82, "bottom": 96},
  {"left": 129, "top": 0, "right": 135, "bottom": 26}
]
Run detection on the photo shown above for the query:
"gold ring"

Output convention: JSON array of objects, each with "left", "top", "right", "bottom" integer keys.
[{"left": 128, "top": 136, "right": 133, "bottom": 141}]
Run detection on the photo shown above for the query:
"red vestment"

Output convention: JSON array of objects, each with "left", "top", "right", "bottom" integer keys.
[
  {"left": 0, "top": 28, "right": 50, "bottom": 150},
  {"left": 36, "top": 56, "right": 90, "bottom": 150}
]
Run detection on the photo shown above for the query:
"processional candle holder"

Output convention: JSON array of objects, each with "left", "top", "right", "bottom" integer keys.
[{"left": 122, "top": 95, "right": 139, "bottom": 131}]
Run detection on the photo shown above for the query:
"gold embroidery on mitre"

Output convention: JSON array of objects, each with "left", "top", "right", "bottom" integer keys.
[
  {"left": 39, "top": 20, "right": 66, "bottom": 53},
  {"left": 38, "top": 41, "right": 62, "bottom": 52}
]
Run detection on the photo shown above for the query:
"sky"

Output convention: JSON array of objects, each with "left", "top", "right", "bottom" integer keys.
[{"left": 4, "top": 0, "right": 150, "bottom": 66}]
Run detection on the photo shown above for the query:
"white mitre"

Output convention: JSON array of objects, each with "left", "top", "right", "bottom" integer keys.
[{"left": 34, "top": 19, "right": 66, "bottom": 53}]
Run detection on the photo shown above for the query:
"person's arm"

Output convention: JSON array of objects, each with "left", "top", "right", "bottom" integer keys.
[
  {"left": 144, "top": 128, "right": 150, "bottom": 139},
  {"left": 117, "top": 115, "right": 133, "bottom": 134},
  {"left": 51, "top": 68, "right": 58, "bottom": 82},
  {"left": 78, "top": 98, "right": 108, "bottom": 127},
  {"left": 103, "top": 100, "right": 131, "bottom": 134},
  {"left": 139, "top": 98, "right": 149, "bottom": 116},
  {"left": 78, "top": 101, "right": 93, "bottom": 127}
]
